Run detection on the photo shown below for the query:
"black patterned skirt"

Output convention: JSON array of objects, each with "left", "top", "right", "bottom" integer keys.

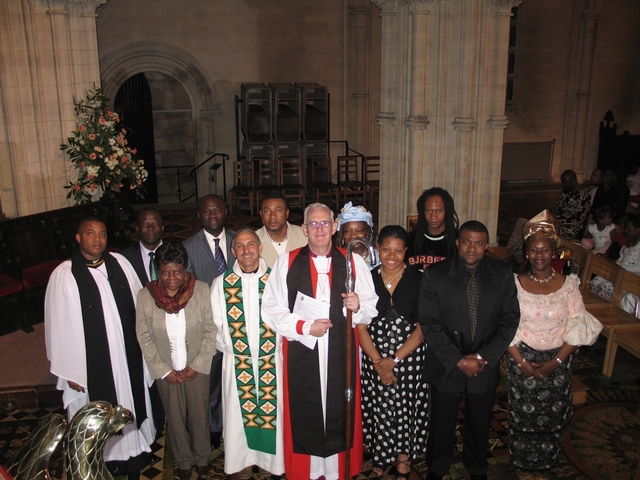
[{"left": 506, "top": 342, "right": 573, "bottom": 471}]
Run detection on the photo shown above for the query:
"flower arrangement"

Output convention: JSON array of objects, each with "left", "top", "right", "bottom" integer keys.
[{"left": 61, "top": 87, "right": 148, "bottom": 204}]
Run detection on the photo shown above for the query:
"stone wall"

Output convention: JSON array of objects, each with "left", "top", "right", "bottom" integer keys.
[
  {"left": 504, "top": 0, "right": 640, "bottom": 182},
  {"left": 96, "top": 0, "right": 383, "bottom": 199}
]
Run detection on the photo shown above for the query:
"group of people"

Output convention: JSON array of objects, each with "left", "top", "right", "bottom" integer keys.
[
  {"left": 44, "top": 186, "right": 604, "bottom": 480},
  {"left": 552, "top": 167, "right": 640, "bottom": 315}
]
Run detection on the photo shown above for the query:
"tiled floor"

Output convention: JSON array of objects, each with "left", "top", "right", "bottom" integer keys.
[{"left": 2, "top": 336, "right": 639, "bottom": 480}]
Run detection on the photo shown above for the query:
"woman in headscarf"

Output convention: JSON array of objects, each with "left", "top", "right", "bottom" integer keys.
[
  {"left": 506, "top": 210, "right": 602, "bottom": 480},
  {"left": 136, "top": 242, "right": 217, "bottom": 480},
  {"left": 335, "top": 201, "right": 380, "bottom": 269}
]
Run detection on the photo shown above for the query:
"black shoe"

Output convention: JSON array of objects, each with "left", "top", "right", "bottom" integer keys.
[
  {"left": 195, "top": 464, "right": 209, "bottom": 479},
  {"left": 210, "top": 431, "right": 222, "bottom": 449},
  {"left": 470, "top": 475, "right": 488, "bottom": 480},
  {"left": 177, "top": 467, "right": 193, "bottom": 480}
]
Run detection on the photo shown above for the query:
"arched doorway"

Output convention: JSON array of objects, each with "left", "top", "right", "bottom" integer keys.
[
  {"left": 100, "top": 42, "right": 222, "bottom": 203},
  {"left": 114, "top": 73, "right": 158, "bottom": 203}
]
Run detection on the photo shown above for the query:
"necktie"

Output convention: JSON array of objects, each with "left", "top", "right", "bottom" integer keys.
[
  {"left": 467, "top": 269, "right": 479, "bottom": 341},
  {"left": 214, "top": 238, "right": 227, "bottom": 273},
  {"left": 149, "top": 252, "right": 158, "bottom": 281}
]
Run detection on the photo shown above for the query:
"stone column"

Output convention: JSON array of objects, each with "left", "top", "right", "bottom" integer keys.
[
  {"left": 0, "top": 0, "right": 105, "bottom": 217},
  {"left": 561, "top": 0, "right": 601, "bottom": 179},
  {"left": 374, "top": 0, "right": 407, "bottom": 226},
  {"left": 372, "top": 0, "right": 520, "bottom": 243},
  {"left": 347, "top": 0, "right": 374, "bottom": 156}
]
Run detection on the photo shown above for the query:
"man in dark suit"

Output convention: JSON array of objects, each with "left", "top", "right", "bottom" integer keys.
[
  {"left": 419, "top": 220, "right": 520, "bottom": 480},
  {"left": 183, "top": 195, "right": 235, "bottom": 286},
  {"left": 120, "top": 207, "right": 166, "bottom": 437},
  {"left": 120, "top": 208, "right": 164, "bottom": 285},
  {"left": 183, "top": 194, "right": 235, "bottom": 448}
]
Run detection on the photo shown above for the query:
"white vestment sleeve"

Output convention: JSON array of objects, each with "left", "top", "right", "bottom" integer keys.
[
  {"left": 261, "top": 252, "right": 378, "bottom": 342},
  {"left": 45, "top": 261, "right": 89, "bottom": 392},
  {"left": 262, "top": 253, "right": 314, "bottom": 343},
  {"left": 346, "top": 253, "right": 378, "bottom": 326}
]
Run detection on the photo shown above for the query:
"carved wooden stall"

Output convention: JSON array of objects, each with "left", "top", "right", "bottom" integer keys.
[
  {"left": 597, "top": 110, "right": 640, "bottom": 175},
  {"left": 0, "top": 199, "right": 125, "bottom": 336}
]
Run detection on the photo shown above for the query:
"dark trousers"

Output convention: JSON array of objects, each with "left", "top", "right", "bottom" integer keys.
[
  {"left": 157, "top": 373, "right": 210, "bottom": 470},
  {"left": 426, "top": 384, "right": 496, "bottom": 476},
  {"left": 208, "top": 351, "right": 223, "bottom": 433}
]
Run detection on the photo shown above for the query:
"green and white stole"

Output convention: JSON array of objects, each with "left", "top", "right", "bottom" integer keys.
[{"left": 223, "top": 269, "right": 277, "bottom": 454}]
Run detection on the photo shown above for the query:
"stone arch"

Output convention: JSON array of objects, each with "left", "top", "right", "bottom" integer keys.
[{"left": 100, "top": 42, "right": 222, "bottom": 198}]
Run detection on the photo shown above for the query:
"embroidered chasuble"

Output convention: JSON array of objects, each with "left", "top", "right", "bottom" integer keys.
[{"left": 223, "top": 269, "right": 277, "bottom": 454}]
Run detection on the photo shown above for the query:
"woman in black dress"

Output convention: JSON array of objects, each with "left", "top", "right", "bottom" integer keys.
[{"left": 358, "top": 225, "right": 428, "bottom": 479}]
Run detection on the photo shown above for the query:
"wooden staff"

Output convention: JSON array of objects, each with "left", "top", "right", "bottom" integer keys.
[{"left": 344, "top": 238, "right": 374, "bottom": 480}]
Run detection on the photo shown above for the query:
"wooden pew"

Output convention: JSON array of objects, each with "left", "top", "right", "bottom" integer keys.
[
  {"left": 559, "top": 238, "right": 640, "bottom": 376},
  {"left": 604, "top": 329, "right": 640, "bottom": 377},
  {"left": 601, "top": 270, "right": 640, "bottom": 376},
  {"left": 580, "top": 253, "right": 623, "bottom": 306},
  {"left": 0, "top": 201, "right": 120, "bottom": 335},
  {"left": 559, "top": 238, "right": 590, "bottom": 278}
]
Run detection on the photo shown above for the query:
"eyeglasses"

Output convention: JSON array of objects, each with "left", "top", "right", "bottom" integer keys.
[
  {"left": 342, "top": 227, "right": 367, "bottom": 236},
  {"left": 305, "top": 220, "right": 332, "bottom": 229}
]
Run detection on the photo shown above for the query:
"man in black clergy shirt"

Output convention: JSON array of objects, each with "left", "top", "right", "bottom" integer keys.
[{"left": 419, "top": 220, "right": 520, "bottom": 480}]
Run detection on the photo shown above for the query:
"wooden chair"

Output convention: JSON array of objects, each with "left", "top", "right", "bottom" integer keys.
[
  {"left": 310, "top": 157, "right": 338, "bottom": 209},
  {"left": 580, "top": 253, "right": 623, "bottom": 307},
  {"left": 583, "top": 266, "right": 640, "bottom": 375},
  {"left": 228, "top": 159, "right": 255, "bottom": 215},
  {"left": 612, "top": 267, "right": 640, "bottom": 308},
  {"left": 363, "top": 156, "right": 380, "bottom": 209},
  {"left": 337, "top": 155, "right": 366, "bottom": 207},
  {"left": 558, "top": 238, "right": 590, "bottom": 279},
  {"left": 604, "top": 329, "right": 640, "bottom": 377},
  {"left": 280, "top": 158, "right": 306, "bottom": 211},
  {"left": 255, "top": 158, "right": 281, "bottom": 208},
  {"left": 600, "top": 269, "right": 640, "bottom": 376}
]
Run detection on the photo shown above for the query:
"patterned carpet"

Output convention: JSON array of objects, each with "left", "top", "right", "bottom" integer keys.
[{"left": 1, "top": 337, "right": 638, "bottom": 480}]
